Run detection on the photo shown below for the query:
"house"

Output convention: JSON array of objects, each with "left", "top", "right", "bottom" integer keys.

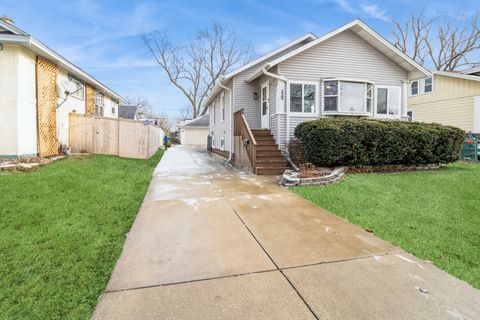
[
  {"left": 179, "top": 114, "right": 209, "bottom": 146},
  {"left": 205, "top": 19, "right": 430, "bottom": 174},
  {"left": 0, "top": 17, "right": 124, "bottom": 158},
  {"left": 408, "top": 71, "right": 480, "bottom": 133},
  {"left": 118, "top": 105, "right": 140, "bottom": 120}
]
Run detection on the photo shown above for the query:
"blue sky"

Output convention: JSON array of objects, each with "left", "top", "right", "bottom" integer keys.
[{"left": 1, "top": 0, "right": 477, "bottom": 119}]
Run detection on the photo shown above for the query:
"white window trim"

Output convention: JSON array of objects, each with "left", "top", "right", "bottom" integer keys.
[
  {"left": 288, "top": 81, "right": 318, "bottom": 115},
  {"left": 221, "top": 93, "right": 225, "bottom": 122},
  {"left": 322, "top": 79, "right": 374, "bottom": 116},
  {"left": 374, "top": 85, "right": 402, "bottom": 119},
  {"left": 409, "top": 80, "right": 419, "bottom": 96}
]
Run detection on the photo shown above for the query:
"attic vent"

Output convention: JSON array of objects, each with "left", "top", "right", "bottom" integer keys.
[{"left": 0, "top": 16, "right": 14, "bottom": 25}]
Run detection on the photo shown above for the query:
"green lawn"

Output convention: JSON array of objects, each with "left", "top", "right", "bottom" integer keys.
[
  {"left": 0, "top": 151, "right": 163, "bottom": 320},
  {"left": 291, "top": 163, "right": 480, "bottom": 289}
]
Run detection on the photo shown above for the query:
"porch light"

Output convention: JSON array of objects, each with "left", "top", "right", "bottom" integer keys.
[{"left": 253, "top": 92, "right": 258, "bottom": 100}]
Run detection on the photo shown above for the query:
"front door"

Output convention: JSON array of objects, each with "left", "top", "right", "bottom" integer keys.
[{"left": 261, "top": 82, "right": 269, "bottom": 129}]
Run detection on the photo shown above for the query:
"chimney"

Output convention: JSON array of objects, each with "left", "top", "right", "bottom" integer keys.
[{"left": 1, "top": 16, "right": 14, "bottom": 25}]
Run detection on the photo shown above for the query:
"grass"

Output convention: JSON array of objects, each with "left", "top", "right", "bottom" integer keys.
[
  {"left": 291, "top": 162, "right": 480, "bottom": 289},
  {"left": 0, "top": 150, "right": 163, "bottom": 320}
]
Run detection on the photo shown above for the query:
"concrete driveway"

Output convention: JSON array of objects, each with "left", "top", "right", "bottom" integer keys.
[{"left": 92, "top": 146, "right": 480, "bottom": 320}]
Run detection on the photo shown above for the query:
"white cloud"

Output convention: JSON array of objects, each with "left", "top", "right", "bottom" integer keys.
[
  {"left": 335, "top": 0, "right": 355, "bottom": 13},
  {"left": 309, "top": 0, "right": 390, "bottom": 22},
  {"left": 360, "top": 3, "right": 390, "bottom": 22},
  {"left": 255, "top": 36, "right": 292, "bottom": 55}
]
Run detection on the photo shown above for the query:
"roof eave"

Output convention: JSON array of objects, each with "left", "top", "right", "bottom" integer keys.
[
  {"left": 0, "top": 29, "right": 125, "bottom": 102},
  {"left": 262, "top": 19, "right": 430, "bottom": 78}
]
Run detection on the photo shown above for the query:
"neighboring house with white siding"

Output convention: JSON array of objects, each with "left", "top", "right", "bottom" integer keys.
[
  {"left": 408, "top": 70, "right": 480, "bottom": 133},
  {"left": 0, "top": 17, "right": 123, "bottom": 158},
  {"left": 205, "top": 19, "right": 429, "bottom": 174}
]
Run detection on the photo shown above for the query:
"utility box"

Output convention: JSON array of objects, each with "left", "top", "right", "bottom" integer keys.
[
  {"left": 207, "top": 135, "right": 212, "bottom": 151},
  {"left": 460, "top": 136, "right": 478, "bottom": 161}
]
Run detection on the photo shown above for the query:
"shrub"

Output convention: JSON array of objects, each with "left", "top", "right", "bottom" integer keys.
[
  {"left": 294, "top": 118, "right": 465, "bottom": 166},
  {"left": 288, "top": 138, "right": 305, "bottom": 166}
]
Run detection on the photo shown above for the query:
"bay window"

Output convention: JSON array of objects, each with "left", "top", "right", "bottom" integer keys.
[
  {"left": 376, "top": 86, "right": 401, "bottom": 116},
  {"left": 323, "top": 80, "right": 373, "bottom": 114},
  {"left": 289, "top": 82, "right": 316, "bottom": 113}
]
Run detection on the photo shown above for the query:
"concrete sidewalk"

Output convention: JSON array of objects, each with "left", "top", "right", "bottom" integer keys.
[{"left": 92, "top": 146, "right": 480, "bottom": 320}]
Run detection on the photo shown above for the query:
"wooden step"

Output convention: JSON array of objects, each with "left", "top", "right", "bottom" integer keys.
[
  {"left": 256, "top": 155, "right": 285, "bottom": 161},
  {"left": 256, "top": 150, "right": 283, "bottom": 157},
  {"left": 255, "top": 167, "right": 286, "bottom": 175},
  {"left": 255, "top": 145, "right": 280, "bottom": 151},
  {"left": 254, "top": 135, "right": 274, "bottom": 141},
  {"left": 256, "top": 140, "right": 277, "bottom": 146},
  {"left": 251, "top": 130, "right": 272, "bottom": 136},
  {"left": 255, "top": 160, "right": 287, "bottom": 168}
]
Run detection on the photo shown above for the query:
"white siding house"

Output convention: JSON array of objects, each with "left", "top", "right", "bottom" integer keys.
[
  {"left": 205, "top": 19, "right": 430, "bottom": 173},
  {"left": 0, "top": 18, "right": 123, "bottom": 158}
]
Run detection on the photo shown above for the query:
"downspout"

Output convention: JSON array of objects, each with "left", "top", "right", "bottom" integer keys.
[
  {"left": 219, "top": 81, "right": 234, "bottom": 161},
  {"left": 258, "top": 67, "right": 298, "bottom": 170}
]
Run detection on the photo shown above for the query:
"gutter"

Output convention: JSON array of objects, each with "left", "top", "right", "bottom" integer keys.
[{"left": 219, "top": 81, "right": 234, "bottom": 161}]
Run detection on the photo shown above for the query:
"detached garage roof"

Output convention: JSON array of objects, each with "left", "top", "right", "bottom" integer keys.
[{"left": 181, "top": 114, "right": 209, "bottom": 128}]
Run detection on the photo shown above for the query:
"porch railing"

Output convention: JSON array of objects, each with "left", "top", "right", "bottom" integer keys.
[{"left": 233, "top": 109, "right": 257, "bottom": 171}]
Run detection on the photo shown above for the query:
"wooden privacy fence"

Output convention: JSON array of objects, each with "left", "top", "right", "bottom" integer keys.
[{"left": 69, "top": 113, "right": 162, "bottom": 159}]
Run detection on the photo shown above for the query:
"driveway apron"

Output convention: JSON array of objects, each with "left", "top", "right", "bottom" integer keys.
[{"left": 92, "top": 146, "right": 480, "bottom": 320}]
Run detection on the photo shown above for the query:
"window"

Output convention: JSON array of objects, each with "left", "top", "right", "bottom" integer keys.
[
  {"left": 111, "top": 100, "right": 117, "bottom": 115},
  {"left": 94, "top": 92, "right": 104, "bottom": 116},
  {"left": 407, "top": 110, "right": 414, "bottom": 122},
  {"left": 323, "top": 81, "right": 338, "bottom": 111},
  {"left": 339, "top": 81, "right": 364, "bottom": 112},
  {"left": 410, "top": 80, "right": 419, "bottom": 96},
  {"left": 68, "top": 75, "right": 84, "bottom": 100},
  {"left": 424, "top": 77, "right": 433, "bottom": 93},
  {"left": 220, "top": 137, "right": 225, "bottom": 150},
  {"left": 323, "top": 80, "right": 372, "bottom": 113},
  {"left": 261, "top": 85, "right": 268, "bottom": 115},
  {"left": 221, "top": 94, "right": 225, "bottom": 122},
  {"left": 376, "top": 86, "right": 401, "bottom": 116},
  {"left": 289, "top": 82, "right": 316, "bottom": 113},
  {"left": 366, "top": 83, "right": 373, "bottom": 113}
]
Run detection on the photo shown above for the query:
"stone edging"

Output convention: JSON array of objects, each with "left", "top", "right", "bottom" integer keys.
[
  {"left": 281, "top": 167, "right": 346, "bottom": 187},
  {"left": 0, "top": 155, "right": 73, "bottom": 173}
]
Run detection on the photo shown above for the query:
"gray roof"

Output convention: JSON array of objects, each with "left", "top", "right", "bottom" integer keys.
[
  {"left": 118, "top": 105, "right": 138, "bottom": 119},
  {"left": 182, "top": 114, "right": 209, "bottom": 127}
]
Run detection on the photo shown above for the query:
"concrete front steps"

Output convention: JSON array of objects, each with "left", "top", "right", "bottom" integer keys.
[{"left": 251, "top": 129, "right": 288, "bottom": 175}]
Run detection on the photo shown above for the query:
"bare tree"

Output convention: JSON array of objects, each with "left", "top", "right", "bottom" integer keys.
[
  {"left": 153, "top": 114, "right": 172, "bottom": 134},
  {"left": 124, "top": 96, "right": 154, "bottom": 119},
  {"left": 141, "top": 23, "right": 252, "bottom": 118},
  {"left": 393, "top": 11, "right": 480, "bottom": 71},
  {"left": 178, "top": 105, "right": 192, "bottom": 122}
]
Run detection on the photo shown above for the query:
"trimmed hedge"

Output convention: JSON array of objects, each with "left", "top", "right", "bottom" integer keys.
[{"left": 294, "top": 119, "right": 465, "bottom": 166}]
